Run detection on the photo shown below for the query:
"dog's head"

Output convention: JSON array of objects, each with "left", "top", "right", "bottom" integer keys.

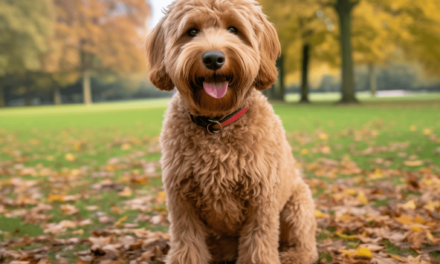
[{"left": 146, "top": 0, "right": 280, "bottom": 116}]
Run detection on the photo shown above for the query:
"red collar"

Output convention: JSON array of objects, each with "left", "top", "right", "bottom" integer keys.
[{"left": 190, "top": 107, "right": 249, "bottom": 134}]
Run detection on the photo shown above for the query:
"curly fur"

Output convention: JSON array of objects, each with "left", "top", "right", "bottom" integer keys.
[{"left": 146, "top": 0, "right": 318, "bottom": 263}]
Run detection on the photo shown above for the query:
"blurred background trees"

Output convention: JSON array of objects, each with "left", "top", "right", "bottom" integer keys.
[
  {"left": 0, "top": 0, "right": 54, "bottom": 107},
  {"left": 261, "top": 0, "right": 440, "bottom": 103},
  {"left": 0, "top": 0, "right": 153, "bottom": 107},
  {"left": 0, "top": 0, "right": 439, "bottom": 107}
]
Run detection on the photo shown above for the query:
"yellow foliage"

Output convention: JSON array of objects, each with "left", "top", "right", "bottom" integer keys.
[
  {"left": 357, "top": 192, "right": 368, "bottom": 205},
  {"left": 155, "top": 191, "right": 167, "bottom": 204},
  {"left": 41, "top": 0, "right": 151, "bottom": 83},
  {"left": 65, "top": 153, "right": 76, "bottom": 162},
  {"left": 118, "top": 186, "right": 133, "bottom": 197},
  {"left": 48, "top": 194, "right": 65, "bottom": 202},
  {"left": 356, "top": 247, "right": 373, "bottom": 259},
  {"left": 403, "top": 200, "right": 417, "bottom": 209},
  {"left": 315, "top": 210, "right": 329, "bottom": 218},
  {"left": 114, "top": 215, "right": 128, "bottom": 227}
]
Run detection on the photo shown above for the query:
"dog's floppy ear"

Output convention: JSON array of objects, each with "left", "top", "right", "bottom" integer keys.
[
  {"left": 254, "top": 13, "right": 281, "bottom": 91},
  {"left": 146, "top": 19, "right": 174, "bottom": 91}
]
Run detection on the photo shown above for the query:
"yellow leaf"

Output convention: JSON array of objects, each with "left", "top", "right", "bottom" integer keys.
[
  {"left": 356, "top": 247, "right": 373, "bottom": 259},
  {"left": 423, "top": 201, "right": 440, "bottom": 211},
  {"left": 118, "top": 186, "right": 133, "bottom": 197},
  {"left": 111, "top": 206, "right": 123, "bottom": 214},
  {"left": 48, "top": 194, "right": 65, "bottom": 202},
  {"left": 341, "top": 250, "right": 354, "bottom": 256},
  {"left": 426, "top": 231, "right": 440, "bottom": 243},
  {"left": 345, "top": 189, "right": 356, "bottom": 195},
  {"left": 65, "top": 153, "right": 76, "bottom": 162},
  {"left": 72, "top": 229, "right": 84, "bottom": 235},
  {"left": 319, "top": 133, "right": 328, "bottom": 140},
  {"left": 155, "top": 191, "right": 167, "bottom": 204},
  {"left": 73, "top": 142, "right": 83, "bottom": 151},
  {"left": 357, "top": 192, "right": 368, "bottom": 205},
  {"left": 427, "top": 231, "right": 434, "bottom": 242},
  {"left": 121, "top": 143, "right": 131, "bottom": 150},
  {"left": 114, "top": 215, "right": 127, "bottom": 227},
  {"left": 411, "top": 226, "right": 422, "bottom": 232},
  {"left": 315, "top": 210, "right": 328, "bottom": 218},
  {"left": 301, "top": 149, "right": 308, "bottom": 154},
  {"left": 404, "top": 160, "right": 424, "bottom": 167},
  {"left": 410, "top": 125, "right": 417, "bottom": 131},
  {"left": 423, "top": 128, "right": 433, "bottom": 135},
  {"left": 320, "top": 146, "right": 331, "bottom": 154},
  {"left": 60, "top": 204, "right": 79, "bottom": 215},
  {"left": 390, "top": 254, "right": 407, "bottom": 262},
  {"left": 372, "top": 168, "right": 383, "bottom": 179},
  {"left": 394, "top": 215, "right": 413, "bottom": 225},
  {"left": 336, "top": 231, "right": 358, "bottom": 240},
  {"left": 403, "top": 200, "right": 416, "bottom": 209},
  {"left": 413, "top": 215, "right": 426, "bottom": 224},
  {"left": 106, "top": 165, "right": 117, "bottom": 171}
]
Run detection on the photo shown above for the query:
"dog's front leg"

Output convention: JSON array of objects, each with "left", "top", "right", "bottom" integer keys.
[
  {"left": 166, "top": 192, "right": 211, "bottom": 264},
  {"left": 237, "top": 199, "right": 281, "bottom": 264}
]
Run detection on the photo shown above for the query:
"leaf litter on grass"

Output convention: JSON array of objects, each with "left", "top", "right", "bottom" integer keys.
[{"left": 0, "top": 122, "right": 440, "bottom": 263}]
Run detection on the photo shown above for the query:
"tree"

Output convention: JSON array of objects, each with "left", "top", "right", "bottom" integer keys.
[
  {"left": 260, "top": 0, "right": 331, "bottom": 102},
  {"left": 47, "top": 0, "right": 151, "bottom": 104},
  {"left": 0, "top": 0, "right": 53, "bottom": 107},
  {"left": 374, "top": 0, "right": 440, "bottom": 76},
  {"left": 262, "top": 0, "right": 440, "bottom": 104},
  {"left": 350, "top": 1, "right": 396, "bottom": 97},
  {"left": 331, "top": 0, "right": 360, "bottom": 103}
]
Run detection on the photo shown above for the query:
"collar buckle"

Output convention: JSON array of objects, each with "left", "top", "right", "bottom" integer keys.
[{"left": 207, "top": 120, "right": 223, "bottom": 134}]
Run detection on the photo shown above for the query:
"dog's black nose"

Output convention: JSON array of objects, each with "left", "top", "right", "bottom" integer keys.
[{"left": 202, "top": 51, "right": 225, "bottom": 70}]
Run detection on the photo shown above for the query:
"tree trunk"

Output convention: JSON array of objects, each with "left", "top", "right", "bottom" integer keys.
[
  {"left": 0, "top": 86, "right": 5, "bottom": 107},
  {"left": 335, "top": 0, "right": 359, "bottom": 104},
  {"left": 82, "top": 70, "right": 92, "bottom": 104},
  {"left": 54, "top": 87, "right": 62, "bottom": 105},
  {"left": 275, "top": 55, "right": 285, "bottom": 101},
  {"left": 25, "top": 87, "right": 32, "bottom": 106},
  {"left": 368, "top": 64, "right": 376, "bottom": 97},
  {"left": 300, "top": 43, "right": 311, "bottom": 103},
  {"left": 264, "top": 56, "right": 285, "bottom": 101}
]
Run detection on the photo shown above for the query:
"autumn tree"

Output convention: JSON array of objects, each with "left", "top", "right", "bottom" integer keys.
[
  {"left": 374, "top": 0, "right": 440, "bottom": 77},
  {"left": 0, "top": 0, "right": 53, "bottom": 107},
  {"left": 351, "top": 1, "right": 396, "bottom": 97},
  {"left": 260, "top": 0, "right": 333, "bottom": 102},
  {"left": 47, "top": 0, "right": 151, "bottom": 105}
]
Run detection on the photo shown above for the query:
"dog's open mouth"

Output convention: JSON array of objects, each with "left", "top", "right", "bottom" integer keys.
[{"left": 202, "top": 75, "right": 229, "bottom": 99}]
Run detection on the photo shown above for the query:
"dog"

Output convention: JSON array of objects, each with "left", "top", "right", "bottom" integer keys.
[{"left": 146, "top": 0, "right": 318, "bottom": 263}]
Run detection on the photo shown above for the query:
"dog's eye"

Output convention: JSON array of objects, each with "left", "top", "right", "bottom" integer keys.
[
  {"left": 227, "top": 27, "right": 238, "bottom": 34},
  {"left": 188, "top": 28, "right": 199, "bottom": 37}
]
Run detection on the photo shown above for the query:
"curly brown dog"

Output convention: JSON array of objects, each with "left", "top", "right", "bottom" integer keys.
[{"left": 146, "top": 0, "right": 318, "bottom": 263}]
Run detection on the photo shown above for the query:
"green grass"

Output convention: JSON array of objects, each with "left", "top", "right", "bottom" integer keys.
[{"left": 0, "top": 95, "right": 440, "bottom": 262}]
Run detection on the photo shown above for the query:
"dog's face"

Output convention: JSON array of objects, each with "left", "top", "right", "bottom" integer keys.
[{"left": 146, "top": 0, "right": 280, "bottom": 116}]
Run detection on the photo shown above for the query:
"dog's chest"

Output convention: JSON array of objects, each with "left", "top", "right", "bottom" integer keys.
[
  {"left": 176, "top": 139, "right": 258, "bottom": 235},
  {"left": 179, "top": 174, "right": 251, "bottom": 236}
]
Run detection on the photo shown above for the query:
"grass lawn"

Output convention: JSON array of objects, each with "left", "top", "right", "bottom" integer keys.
[{"left": 0, "top": 95, "right": 439, "bottom": 263}]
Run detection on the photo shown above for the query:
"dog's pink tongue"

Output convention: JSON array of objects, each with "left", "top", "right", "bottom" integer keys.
[{"left": 203, "top": 81, "right": 228, "bottom": 99}]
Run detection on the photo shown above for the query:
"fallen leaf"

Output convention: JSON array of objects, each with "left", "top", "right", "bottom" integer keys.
[
  {"left": 65, "top": 153, "right": 76, "bottom": 162},
  {"left": 357, "top": 192, "right": 368, "bottom": 205},
  {"left": 356, "top": 247, "right": 373, "bottom": 259},
  {"left": 404, "top": 160, "right": 424, "bottom": 167},
  {"left": 118, "top": 186, "right": 133, "bottom": 197}
]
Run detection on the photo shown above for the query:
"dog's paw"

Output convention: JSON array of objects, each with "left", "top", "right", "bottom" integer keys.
[
  {"left": 279, "top": 248, "right": 318, "bottom": 264},
  {"left": 166, "top": 250, "right": 211, "bottom": 264}
]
